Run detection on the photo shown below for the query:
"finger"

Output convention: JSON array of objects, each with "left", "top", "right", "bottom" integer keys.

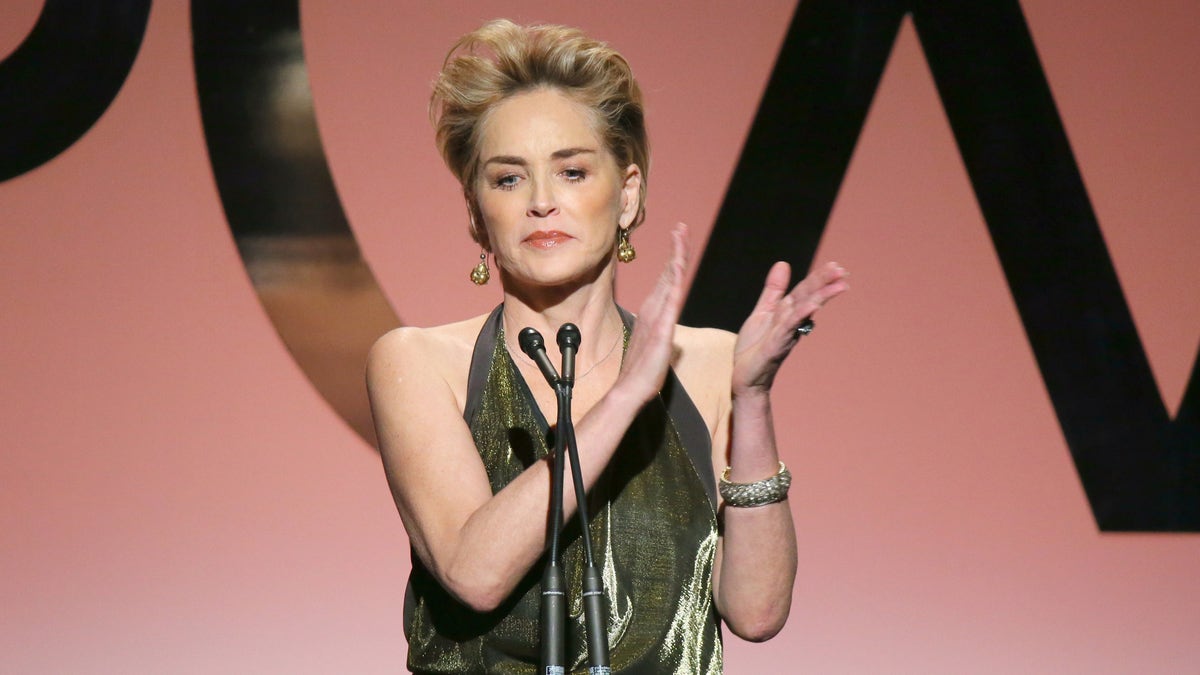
[
  {"left": 643, "top": 228, "right": 684, "bottom": 304},
  {"left": 787, "top": 263, "right": 849, "bottom": 307},
  {"left": 670, "top": 221, "right": 689, "bottom": 268},
  {"left": 751, "top": 261, "right": 791, "bottom": 314},
  {"left": 633, "top": 223, "right": 689, "bottom": 338},
  {"left": 651, "top": 225, "right": 690, "bottom": 335},
  {"left": 638, "top": 268, "right": 672, "bottom": 325},
  {"left": 779, "top": 280, "right": 831, "bottom": 333},
  {"left": 663, "top": 223, "right": 689, "bottom": 316},
  {"left": 776, "top": 294, "right": 811, "bottom": 340},
  {"left": 784, "top": 291, "right": 841, "bottom": 330},
  {"left": 814, "top": 261, "right": 847, "bottom": 283},
  {"left": 784, "top": 261, "right": 837, "bottom": 300}
]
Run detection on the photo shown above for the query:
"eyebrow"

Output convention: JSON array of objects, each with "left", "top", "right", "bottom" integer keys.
[{"left": 482, "top": 147, "right": 597, "bottom": 167}]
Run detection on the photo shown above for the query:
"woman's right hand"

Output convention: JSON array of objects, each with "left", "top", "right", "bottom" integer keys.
[{"left": 614, "top": 222, "right": 689, "bottom": 404}]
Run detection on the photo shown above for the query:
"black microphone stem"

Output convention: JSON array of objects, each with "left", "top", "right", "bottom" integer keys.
[
  {"left": 520, "top": 324, "right": 612, "bottom": 673},
  {"left": 540, "top": 388, "right": 567, "bottom": 672},
  {"left": 562, "top": 413, "right": 611, "bottom": 672},
  {"left": 556, "top": 323, "right": 611, "bottom": 673},
  {"left": 519, "top": 327, "right": 567, "bottom": 672}
]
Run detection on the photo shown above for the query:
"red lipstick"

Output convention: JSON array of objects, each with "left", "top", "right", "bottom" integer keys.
[{"left": 524, "top": 230, "right": 571, "bottom": 249}]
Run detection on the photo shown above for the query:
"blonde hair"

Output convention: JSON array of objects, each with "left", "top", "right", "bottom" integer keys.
[{"left": 431, "top": 19, "right": 649, "bottom": 242}]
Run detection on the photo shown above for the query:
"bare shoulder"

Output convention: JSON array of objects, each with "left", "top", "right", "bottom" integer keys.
[
  {"left": 674, "top": 324, "right": 736, "bottom": 373},
  {"left": 369, "top": 314, "right": 487, "bottom": 361},
  {"left": 672, "top": 325, "right": 736, "bottom": 433},
  {"left": 367, "top": 314, "right": 490, "bottom": 409}
]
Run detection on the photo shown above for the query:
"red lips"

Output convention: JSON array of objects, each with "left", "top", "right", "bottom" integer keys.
[{"left": 523, "top": 230, "right": 571, "bottom": 248}]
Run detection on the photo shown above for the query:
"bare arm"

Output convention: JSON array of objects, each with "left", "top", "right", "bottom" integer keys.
[
  {"left": 368, "top": 225, "right": 691, "bottom": 612},
  {"left": 712, "top": 260, "right": 849, "bottom": 640}
]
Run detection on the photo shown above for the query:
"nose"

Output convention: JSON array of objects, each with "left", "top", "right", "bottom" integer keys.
[{"left": 526, "top": 178, "right": 558, "bottom": 218}]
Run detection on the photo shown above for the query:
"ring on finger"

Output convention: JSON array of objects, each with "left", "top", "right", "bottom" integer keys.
[{"left": 793, "top": 317, "right": 815, "bottom": 339}]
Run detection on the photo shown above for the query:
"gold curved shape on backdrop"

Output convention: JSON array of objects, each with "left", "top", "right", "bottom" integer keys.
[
  {"left": 193, "top": 3, "right": 398, "bottom": 448},
  {"left": 239, "top": 235, "right": 399, "bottom": 447}
]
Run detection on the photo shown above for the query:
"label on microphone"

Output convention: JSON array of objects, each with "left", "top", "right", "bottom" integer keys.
[
  {"left": 544, "top": 668, "right": 565, "bottom": 675},
  {"left": 588, "top": 668, "right": 612, "bottom": 675}
]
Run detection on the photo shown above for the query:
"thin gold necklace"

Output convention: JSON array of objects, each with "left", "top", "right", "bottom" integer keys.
[
  {"left": 575, "top": 326, "right": 623, "bottom": 380},
  {"left": 503, "top": 318, "right": 623, "bottom": 381}
]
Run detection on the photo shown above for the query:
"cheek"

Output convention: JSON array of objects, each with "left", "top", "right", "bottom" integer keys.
[
  {"left": 607, "top": 191, "right": 627, "bottom": 225},
  {"left": 584, "top": 181, "right": 625, "bottom": 220},
  {"left": 476, "top": 193, "right": 516, "bottom": 230}
]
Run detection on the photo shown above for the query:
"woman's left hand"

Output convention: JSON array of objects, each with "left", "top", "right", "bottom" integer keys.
[{"left": 732, "top": 261, "right": 849, "bottom": 397}]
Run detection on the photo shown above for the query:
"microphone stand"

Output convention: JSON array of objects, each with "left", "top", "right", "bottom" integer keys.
[
  {"left": 518, "top": 328, "right": 568, "bottom": 672},
  {"left": 557, "top": 324, "right": 611, "bottom": 675},
  {"left": 518, "top": 325, "right": 611, "bottom": 675}
]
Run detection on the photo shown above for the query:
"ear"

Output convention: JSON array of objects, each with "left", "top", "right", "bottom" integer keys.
[{"left": 618, "top": 164, "right": 642, "bottom": 229}]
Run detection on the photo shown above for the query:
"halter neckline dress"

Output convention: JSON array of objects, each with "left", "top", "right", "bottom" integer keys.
[{"left": 404, "top": 305, "right": 722, "bottom": 674}]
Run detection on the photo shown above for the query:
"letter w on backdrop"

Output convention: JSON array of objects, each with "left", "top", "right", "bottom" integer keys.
[{"left": 682, "top": 0, "right": 1199, "bottom": 531}]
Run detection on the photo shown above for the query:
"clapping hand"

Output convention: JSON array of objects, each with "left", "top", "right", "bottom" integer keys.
[
  {"left": 616, "top": 223, "right": 689, "bottom": 403},
  {"left": 732, "top": 261, "right": 849, "bottom": 396}
]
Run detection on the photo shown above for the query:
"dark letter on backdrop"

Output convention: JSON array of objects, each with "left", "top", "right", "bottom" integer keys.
[
  {"left": 683, "top": 0, "right": 1199, "bottom": 531},
  {"left": 0, "top": 0, "right": 150, "bottom": 182}
]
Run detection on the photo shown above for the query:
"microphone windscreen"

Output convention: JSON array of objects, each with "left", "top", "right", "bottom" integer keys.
[
  {"left": 557, "top": 323, "right": 581, "bottom": 350},
  {"left": 518, "top": 327, "right": 545, "bottom": 357}
]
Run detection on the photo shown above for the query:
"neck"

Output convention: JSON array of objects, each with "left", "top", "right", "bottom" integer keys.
[{"left": 499, "top": 260, "right": 623, "bottom": 369}]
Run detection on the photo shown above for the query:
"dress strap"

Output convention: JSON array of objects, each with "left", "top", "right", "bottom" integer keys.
[
  {"left": 617, "top": 307, "right": 718, "bottom": 511},
  {"left": 463, "top": 305, "right": 504, "bottom": 425}
]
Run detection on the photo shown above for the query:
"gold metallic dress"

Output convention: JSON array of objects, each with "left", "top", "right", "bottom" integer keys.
[{"left": 404, "top": 306, "right": 722, "bottom": 674}]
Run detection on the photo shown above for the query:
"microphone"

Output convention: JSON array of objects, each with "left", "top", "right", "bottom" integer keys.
[
  {"left": 556, "top": 323, "right": 581, "bottom": 386},
  {"left": 520, "top": 325, "right": 567, "bottom": 672},
  {"left": 524, "top": 323, "right": 610, "bottom": 673},
  {"left": 518, "top": 327, "right": 560, "bottom": 387},
  {"left": 554, "top": 323, "right": 609, "bottom": 673}
]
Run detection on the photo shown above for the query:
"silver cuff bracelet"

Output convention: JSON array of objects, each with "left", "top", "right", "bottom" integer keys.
[{"left": 719, "top": 461, "right": 792, "bottom": 507}]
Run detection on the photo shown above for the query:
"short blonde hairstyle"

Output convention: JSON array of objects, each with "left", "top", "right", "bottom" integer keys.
[{"left": 431, "top": 19, "right": 649, "bottom": 243}]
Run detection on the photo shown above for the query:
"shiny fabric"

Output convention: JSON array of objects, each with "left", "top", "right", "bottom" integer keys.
[{"left": 404, "top": 306, "right": 722, "bottom": 674}]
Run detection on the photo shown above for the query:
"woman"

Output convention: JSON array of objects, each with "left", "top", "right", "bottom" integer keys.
[{"left": 367, "top": 19, "right": 848, "bottom": 674}]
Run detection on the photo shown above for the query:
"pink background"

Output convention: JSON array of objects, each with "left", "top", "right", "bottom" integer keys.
[{"left": 2, "top": 1, "right": 1198, "bottom": 672}]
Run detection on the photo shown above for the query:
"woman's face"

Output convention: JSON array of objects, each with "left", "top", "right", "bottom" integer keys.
[{"left": 473, "top": 87, "right": 640, "bottom": 289}]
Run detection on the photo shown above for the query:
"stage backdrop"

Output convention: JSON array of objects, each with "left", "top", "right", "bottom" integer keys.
[{"left": 2, "top": 1, "right": 1197, "bottom": 672}]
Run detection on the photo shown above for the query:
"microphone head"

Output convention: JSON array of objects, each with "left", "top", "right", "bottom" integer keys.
[
  {"left": 518, "top": 327, "right": 545, "bottom": 357},
  {"left": 556, "top": 323, "right": 581, "bottom": 351}
]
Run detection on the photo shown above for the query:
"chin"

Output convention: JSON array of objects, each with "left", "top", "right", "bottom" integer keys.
[{"left": 507, "top": 254, "right": 614, "bottom": 289}]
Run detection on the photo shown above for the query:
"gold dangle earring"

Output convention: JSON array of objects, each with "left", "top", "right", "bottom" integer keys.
[
  {"left": 617, "top": 227, "right": 636, "bottom": 263},
  {"left": 467, "top": 209, "right": 490, "bottom": 285},
  {"left": 469, "top": 249, "right": 490, "bottom": 285}
]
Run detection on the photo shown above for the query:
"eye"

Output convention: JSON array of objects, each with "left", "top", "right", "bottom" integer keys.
[
  {"left": 492, "top": 173, "right": 521, "bottom": 190},
  {"left": 561, "top": 168, "right": 587, "bottom": 182}
]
